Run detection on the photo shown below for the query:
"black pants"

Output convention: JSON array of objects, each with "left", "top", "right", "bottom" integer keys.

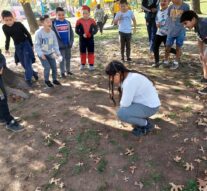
[
  {"left": 154, "top": 34, "right": 176, "bottom": 63},
  {"left": 97, "top": 22, "right": 103, "bottom": 34},
  {"left": 0, "top": 76, "right": 13, "bottom": 124},
  {"left": 119, "top": 32, "right": 132, "bottom": 59}
]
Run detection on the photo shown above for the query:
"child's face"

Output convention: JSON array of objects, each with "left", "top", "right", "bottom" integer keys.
[
  {"left": 111, "top": 73, "right": 121, "bottom": 85},
  {"left": 120, "top": 3, "right": 128, "bottom": 12},
  {"left": 160, "top": 0, "right": 169, "bottom": 9},
  {"left": 82, "top": 10, "right": 90, "bottom": 19},
  {"left": 56, "top": 11, "right": 65, "bottom": 21},
  {"left": 42, "top": 18, "right": 52, "bottom": 29},
  {"left": 172, "top": 0, "right": 182, "bottom": 5},
  {"left": 182, "top": 19, "right": 196, "bottom": 30},
  {"left": 3, "top": 16, "right": 14, "bottom": 27}
]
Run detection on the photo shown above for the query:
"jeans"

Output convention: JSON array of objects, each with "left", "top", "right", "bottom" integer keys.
[
  {"left": 146, "top": 19, "right": 157, "bottom": 52},
  {"left": 15, "top": 40, "right": 36, "bottom": 81},
  {"left": 39, "top": 54, "right": 57, "bottom": 82},
  {"left": 154, "top": 35, "right": 176, "bottom": 63},
  {"left": 119, "top": 32, "right": 132, "bottom": 59},
  {"left": 117, "top": 103, "right": 159, "bottom": 126},
  {"left": 60, "top": 47, "right": 71, "bottom": 74}
]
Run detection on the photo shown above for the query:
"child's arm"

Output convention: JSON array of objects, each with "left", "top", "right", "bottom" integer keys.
[
  {"left": 20, "top": 23, "right": 33, "bottom": 47},
  {"left": 113, "top": 12, "right": 121, "bottom": 25},
  {"left": 69, "top": 22, "right": 74, "bottom": 48},
  {"left": 132, "top": 17, "right": 137, "bottom": 34},
  {"left": 75, "top": 20, "right": 84, "bottom": 36},
  {"left": 90, "top": 20, "right": 98, "bottom": 36},
  {"left": 53, "top": 32, "right": 61, "bottom": 56},
  {"left": 2, "top": 26, "right": 11, "bottom": 53},
  {"left": 34, "top": 31, "right": 45, "bottom": 59}
]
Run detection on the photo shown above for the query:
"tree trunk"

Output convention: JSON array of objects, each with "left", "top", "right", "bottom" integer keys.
[
  {"left": 21, "top": 2, "right": 39, "bottom": 34},
  {"left": 191, "top": 0, "right": 202, "bottom": 14}
]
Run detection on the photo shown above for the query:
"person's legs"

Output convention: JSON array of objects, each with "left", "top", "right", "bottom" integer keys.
[
  {"left": 80, "top": 39, "right": 87, "bottom": 69},
  {"left": 46, "top": 55, "right": 57, "bottom": 81},
  {"left": 0, "top": 97, "right": 14, "bottom": 124},
  {"left": 163, "top": 36, "right": 176, "bottom": 55},
  {"left": 119, "top": 32, "right": 126, "bottom": 61},
  {"left": 99, "top": 22, "right": 103, "bottom": 34},
  {"left": 150, "top": 19, "right": 157, "bottom": 53},
  {"left": 126, "top": 33, "right": 132, "bottom": 60},
  {"left": 165, "top": 36, "right": 175, "bottom": 65},
  {"left": 65, "top": 47, "right": 72, "bottom": 74},
  {"left": 199, "top": 46, "right": 207, "bottom": 94},
  {"left": 87, "top": 38, "right": 95, "bottom": 70},
  {"left": 39, "top": 57, "right": 51, "bottom": 82},
  {"left": 175, "top": 31, "right": 185, "bottom": 62},
  {"left": 117, "top": 103, "right": 159, "bottom": 127},
  {"left": 59, "top": 49, "right": 66, "bottom": 76},
  {"left": 153, "top": 35, "right": 164, "bottom": 65}
]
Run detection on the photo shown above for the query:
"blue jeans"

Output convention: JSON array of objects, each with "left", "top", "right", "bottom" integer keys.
[
  {"left": 39, "top": 54, "right": 57, "bottom": 81},
  {"left": 146, "top": 19, "right": 157, "bottom": 52},
  {"left": 117, "top": 103, "right": 159, "bottom": 126},
  {"left": 15, "top": 40, "right": 36, "bottom": 81},
  {"left": 60, "top": 47, "right": 71, "bottom": 74}
]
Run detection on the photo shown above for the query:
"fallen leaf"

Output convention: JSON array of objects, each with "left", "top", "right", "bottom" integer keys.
[
  {"left": 184, "top": 138, "right": 189, "bottom": 143},
  {"left": 199, "top": 146, "right": 205, "bottom": 154},
  {"left": 129, "top": 166, "right": 137, "bottom": 174},
  {"left": 184, "top": 162, "right": 194, "bottom": 171},
  {"left": 59, "top": 182, "right": 65, "bottom": 188},
  {"left": 53, "top": 163, "right": 61, "bottom": 170},
  {"left": 174, "top": 156, "right": 182, "bottom": 163},
  {"left": 134, "top": 181, "right": 144, "bottom": 189},
  {"left": 194, "top": 159, "right": 202, "bottom": 163},
  {"left": 172, "top": 133, "right": 179, "bottom": 138},
  {"left": 125, "top": 148, "right": 134, "bottom": 156},
  {"left": 76, "top": 162, "right": 84, "bottom": 167},
  {"left": 94, "top": 157, "right": 101, "bottom": 164},
  {"left": 197, "top": 177, "right": 207, "bottom": 191},
  {"left": 123, "top": 176, "right": 129, "bottom": 182},
  {"left": 191, "top": 137, "right": 199, "bottom": 144},
  {"left": 177, "top": 147, "right": 185, "bottom": 154},
  {"left": 35, "top": 187, "right": 41, "bottom": 191},
  {"left": 202, "top": 156, "right": 207, "bottom": 161},
  {"left": 49, "top": 178, "right": 61, "bottom": 185},
  {"left": 169, "top": 183, "right": 184, "bottom": 191}
]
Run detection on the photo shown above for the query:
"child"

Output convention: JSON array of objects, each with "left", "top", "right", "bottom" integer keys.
[
  {"left": 52, "top": 7, "right": 74, "bottom": 78},
  {"left": 105, "top": 61, "right": 161, "bottom": 136},
  {"left": 153, "top": 0, "right": 176, "bottom": 67},
  {"left": 34, "top": 15, "right": 62, "bottom": 88},
  {"left": 0, "top": 51, "right": 24, "bottom": 132},
  {"left": 142, "top": 0, "right": 159, "bottom": 54},
  {"left": 164, "top": 0, "right": 189, "bottom": 70},
  {"left": 1, "top": 10, "right": 38, "bottom": 87},
  {"left": 94, "top": 4, "right": 105, "bottom": 34},
  {"left": 180, "top": 10, "right": 207, "bottom": 95},
  {"left": 75, "top": 5, "right": 98, "bottom": 71},
  {"left": 114, "top": 0, "right": 137, "bottom": 62}
]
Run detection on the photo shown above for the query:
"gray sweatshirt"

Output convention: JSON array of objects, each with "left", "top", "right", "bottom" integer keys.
[{"left": 34, "top": 27, "right": 61, "bottom": 57}]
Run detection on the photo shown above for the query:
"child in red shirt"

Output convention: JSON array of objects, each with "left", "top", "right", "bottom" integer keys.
[{"left": 75, "top": 5, "right": 98, "bottom": 71}]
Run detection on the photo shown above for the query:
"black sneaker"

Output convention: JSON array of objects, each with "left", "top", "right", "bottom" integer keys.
[
  {"left": 33, "top": 72, "right": 39, "bottom": 81},
  {"left": 0, "top": 119, "right": 6, "bottom": 125},
  {"left": 127, "top": 58, "right": 132, "bottom": 62},
  {"left": 45, "top": 81, "right": 54, "bottom": 88},
  {"left": 200, "top": 77, "right": 207, "bottom": 83},
  {"left": 152, "top": 63, "right": 160, "bottom": 68},
  {"left": 67, "top": 71, "right": 73, "bottom": 75},
  {"left": 61, "top": 73, "right": 66, "bottom": 79},
  {"left": 6, "top": 120, "right": 24, "bottom": 132},
  {"left": 26, "top": 80, "right": 33, "bottom": 87},
  {"left": 141, "top": 121, "right": 154, "bottom": 135},
  {"left": 198, "top": 87, "right": 207, "bottom": 95},
  {"left": 121, "top": 57, "right": 125, "bottom": 62},
  {"left": 132, "top": 125, "right": 144, "bottom": 136},
  {"left": 53, "top": 80, "right": 61, "bottom": 86}
]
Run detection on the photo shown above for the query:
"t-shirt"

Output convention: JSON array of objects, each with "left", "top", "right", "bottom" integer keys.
[
  {"left": 115, "top": 10, "right": 135, "bottom": 34},
  {"left": 94, "top": 8, "right": 104, "bottom": 23},
  {"left": 156, "top": 8, "right": 169, "bottom": 36},
  {"left": 54, "top": 20, "right": 69, "bottom": 45},
  {"left": 120, "top": 73, "right": 161, "bottom": 108},
  {"left": 167, "top": 3, "right": 190, "bottom": 37},
  {"left": 195, "top": 18, "right": 207, "bottom": 44}
]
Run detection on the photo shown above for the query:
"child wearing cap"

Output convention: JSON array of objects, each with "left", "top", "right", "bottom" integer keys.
[{"left": 75, "top": 5, "right": 98, "bottom": 71}]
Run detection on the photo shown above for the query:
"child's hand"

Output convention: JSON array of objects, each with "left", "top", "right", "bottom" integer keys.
[
  {"left": 0, "top": 68, "right": 3, "bottom": 75},
  {"left": 41, "top": 55, "right": 46, "bottom": 60},
  {"left": 83, "top": 34, "right": 87, "bottom": 38},
  {"left": 156, "top": 23, "right": 161, "bottom": 28},
  {"left": 5, "top": 50, "right": 10, "bottom": 55},
  {"left": 151, "top": 8, "right": 157, "bottom": 13}
]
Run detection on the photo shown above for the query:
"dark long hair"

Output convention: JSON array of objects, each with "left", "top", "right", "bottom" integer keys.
[{"left": 105, "top": 60, "right": 154, "bottom": 106}]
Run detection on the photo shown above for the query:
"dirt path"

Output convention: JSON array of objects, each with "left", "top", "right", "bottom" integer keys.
[{"left": 0, "top": 32, "right": 206, "bottom": 191}]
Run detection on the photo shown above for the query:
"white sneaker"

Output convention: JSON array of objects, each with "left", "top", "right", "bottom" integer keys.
[
  {"left": 80, "top": 65, "right": 85, "bottom": 70},
  {"left": 89, "top": 65, "right": 95, "bottom": 71},
  {"left": 162, "top": 60, "right": 170, "bottom": 68},
  {"left": 170, "top": 61, "right": 179, "bottom": 70}
]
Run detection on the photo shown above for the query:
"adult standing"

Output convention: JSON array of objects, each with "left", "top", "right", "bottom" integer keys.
[{"left": 142, "top": 0, "right": 159, "bottom": 53}]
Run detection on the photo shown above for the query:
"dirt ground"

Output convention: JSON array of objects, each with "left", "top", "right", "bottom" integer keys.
[{"left": 0, "top": 30, "right": 207, "bottom": 191}]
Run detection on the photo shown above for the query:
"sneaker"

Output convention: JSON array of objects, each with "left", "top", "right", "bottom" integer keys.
[
  {"left": 142, "top": 121, "right": 155, "bottom": 135},
  {"left": 162, "top": 60, "right": 170, "bottom": 68},
  {"left": 26, "top": 80, "right": 33, "bottom": 87},
  {"left": 6, "top": 120, "right": 24, "bottom": 132},
  {"left": 45, "top": 81, "right": 54, "bottom": 88},
  {"left": 170, "top": 61, "right": 179, "bottom": 70},
  {"left": 53, "top": 80, "right": 61, "bottom": 85},
  {"left": 200, "top": 77, "right": 207, "bottom": 83},
  {"left": 67, "top": 71, "right": 73, "bottom": 75},
  {"left": 33, "top": 72, "right": 39, "bottom": 81},
  {"left": 80, "top": 65, "right": 85, "bottom": 71},
  {"left": 132, "top": 125, "right": 144, "bottom": 137},
  {"left": 127, "top": 58, "right": 132, "bottom": 62},
  {"left": 0, "top": 119, "right": 6, "bottom": 125},
  {"left": 198, "top": 87, "right": 207, "bottom": 95},
  {"left": 121, "top": 58, "right": 125, "bottom": 62},
  {"left": 89, "top": 65, "right": 95, "bottom": 71},
  {"left": 61, "top": 73, "right": 66, "bottom": 79},
  {"left": 152, "top": 62, "right": 160, "bottom": 68}
]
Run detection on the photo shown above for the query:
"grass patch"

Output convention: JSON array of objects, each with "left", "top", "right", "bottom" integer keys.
[
  {"left": 167, "top": 112, "right": 178, "bottom": 120},
  {"left": 97, "top": 158, "right": 108, "bottom": 173},
  {"left": 183, "top": 180, "right": 199, "bottom": 191},
  {"left": 96, "top": 182, "right": 109, "bottom": 191},
  {"left": 181, "top": 106, "right": 193, "bottom": 113}
]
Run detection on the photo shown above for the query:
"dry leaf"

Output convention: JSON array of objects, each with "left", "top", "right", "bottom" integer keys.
[
  {"left": 123, "top": 176, "right": 129, "bottom": 182},
  {"left": 68, "top": 128, "right": 74, "bottom": 135},
  {"left": 53, "top": 163, "right": 61, "bottom": 170},
  {"left": 177, "top": 147, "right": 185, "bottom": 154},
  {"left": 50, "top": 178, "right": 61, "bottom": 185},
  {"left": 76, "top": 162, "right": 84, "bottom": 167},
  {"left": 59, "top": 182, "right": 65, "bottom": 188},
  {"left": 184, "top": 162, "right": 194, "bottom": 171},
  {"left": 191, "top": 137, "right": 199, "bottom": 144},
  {"left": 94, "top": 157, "right": 101, "bottom": 164},
  {"left": 35, "top": 187, "right": 41, "bottom": 191},
  {"left": 125, "top": 148, "right": 134, "bottom": 156},
  {"left": 199, "top": 146, "right": 205, "bottom": 154},
  {"left": 169, "top": 183, "right": 184, "bottom": 191},
  {"left": 134, "top": 181, "right": 144, "bottom": 189},
  {"left": 174, "top": 156, "right": 182, "bottom": 163},
  {"left": 197, "top": 177, "right": 207, "bottom": 191},
  {"left": 184, "top": 138, "right": 189, "bottom": 143},
  {"left": 202, "top": 156, "right": 207, "bottom": 161},
  {"left": 194, "top": 159, "right": 202, "bottom": 163},
  {"left": 172, "top": 133, "right": 179, "bottom": 138},
  {"left": 129, "top": 166, "right": 137, "bottom": 174}
]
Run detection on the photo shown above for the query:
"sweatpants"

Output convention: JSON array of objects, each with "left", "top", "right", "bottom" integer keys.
[
  {"left": 117, "top": 103, "right": 159, "bottom": 127},
  {"left": 119, "top": 32, "right": 132, "bottom": 60},
  {"left": 60, "top": 47, "right": 71, "bottom": 74}
]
